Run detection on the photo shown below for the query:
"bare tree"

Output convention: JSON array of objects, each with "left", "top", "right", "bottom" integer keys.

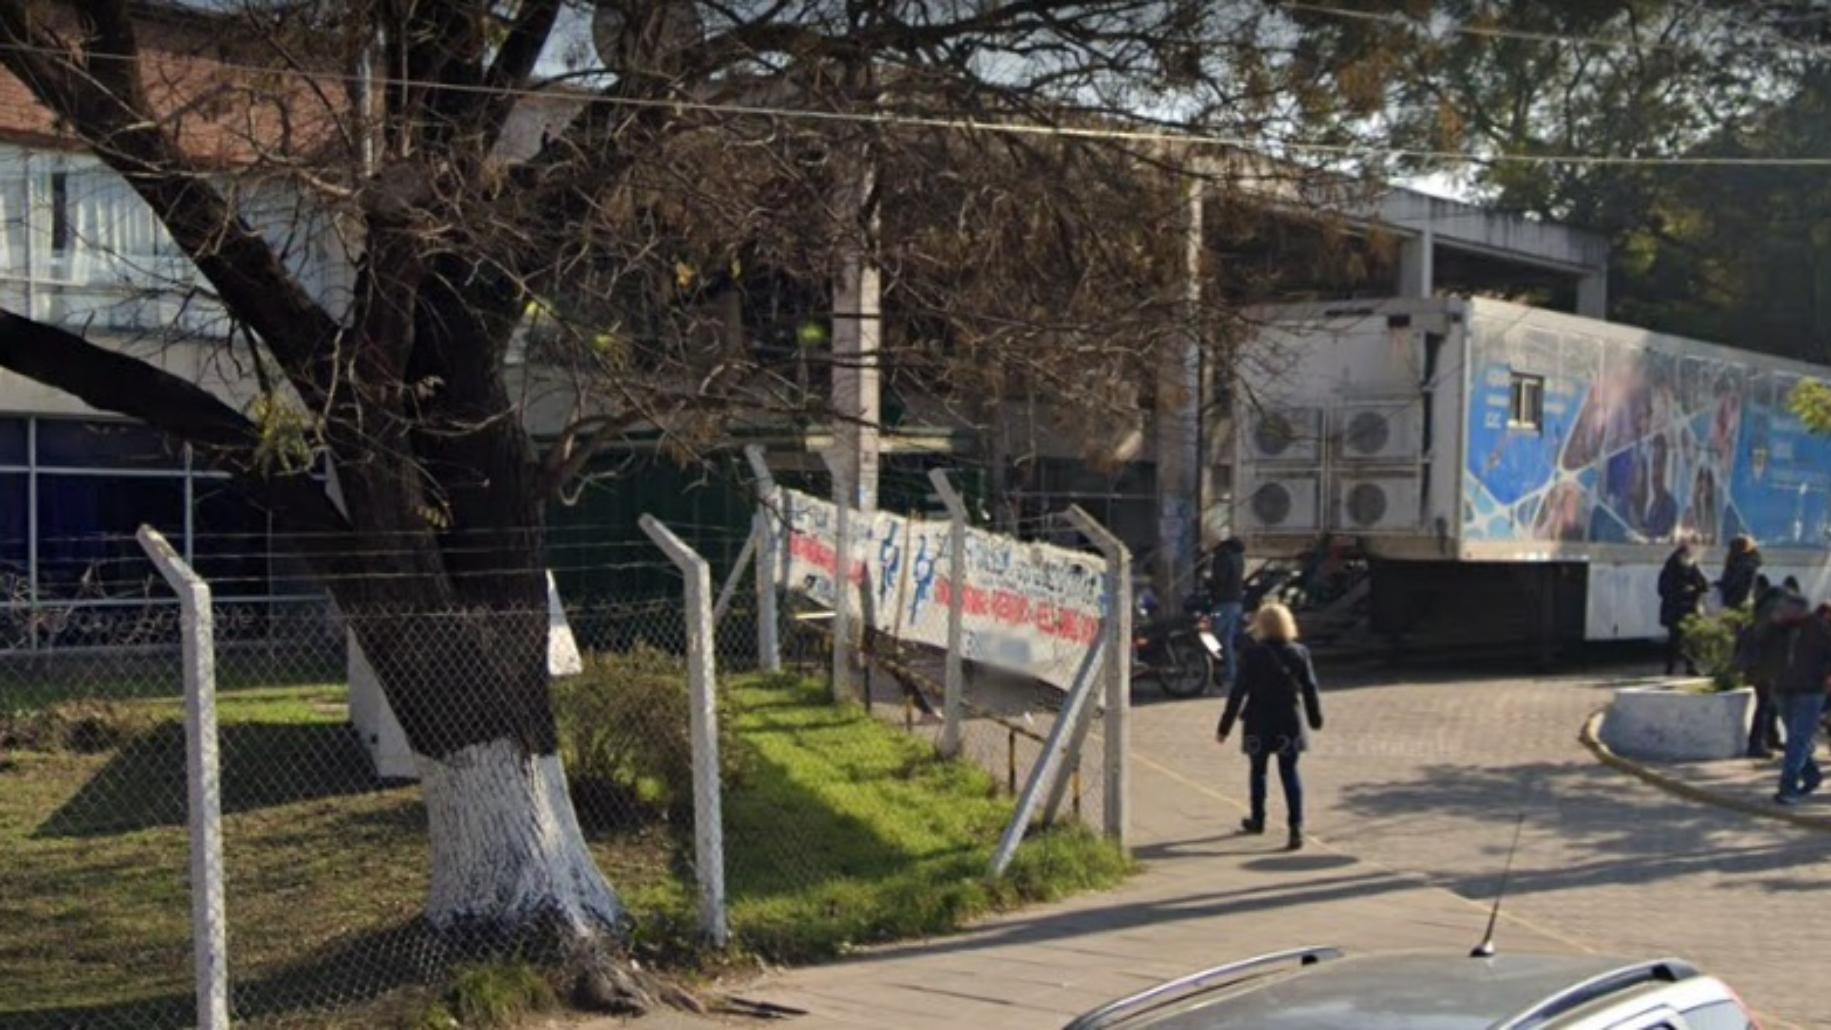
[{"left": 0, "top": 0, "right": 1381, "bottom": 969}]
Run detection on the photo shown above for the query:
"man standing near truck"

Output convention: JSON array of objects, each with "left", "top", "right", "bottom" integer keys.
[
  {"left": 1753, "top": 588, "right": 1831, "bottom": 805},
  {"left": 1658, "top": 542, "right": 1709, "bottom": 675},
  {"left": 1209, "top": 537, "right": 1247, "bottom": 691}
]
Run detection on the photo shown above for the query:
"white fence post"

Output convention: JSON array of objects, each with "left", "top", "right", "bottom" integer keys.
[
  {"left": 638, "top": 515, "right": 729, "bottom": 946},
  {"left": 820, "top": 448, "right": 856, "bottom": 702},
  {"left": 1042, "top": 692, "right": 1097, "bottom": 826},
  {"left": 711, "top": 526, "right": 758, "bottom": 627},
  {"left": 137, "top": 526, "right": 228, "bottom": 1030},
  {"left": 988, "top": 644, "right": 1103, "bottom": 877},
  {"left": 1066, "top": 505, "right": 1132, "bottom": 849},
  {"left": 927, "top": 468, "right": 968, "bottom": 757},
  {"left": 743, "top": 445, "right": 781, "bottom": 673}
]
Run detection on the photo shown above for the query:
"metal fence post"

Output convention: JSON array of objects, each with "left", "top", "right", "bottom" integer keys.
[
  {"left": 743, "top": 445, "right": 781, "bottom": 673},
  {"left": 988, "top": 643, "right": 1103, "bottom": 877},
  {"left": 137, "top": 525, "right": 228, "bottom": 1030},
  {"left": 1042, "top": 693, "right": 1098, "bottom": 826},
  {"left": 1066, "top": 505, "right": 1132, "bottom": 849},
  {"left": 820, "top": 448, "right": 856, "bottom": 703},
  {"left": 927, "top": 468, "right": 968, "bottom": 756},
  {"left": 638, "top": 515, "right": 729, "bottom": 946},
  {"left": 710, "top": 524, "right": 759, "bottom": 627}
]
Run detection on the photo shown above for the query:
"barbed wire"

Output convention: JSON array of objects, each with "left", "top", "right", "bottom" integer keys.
[{"left": 1, "top": 523, "right": 761, "bottom": 547}]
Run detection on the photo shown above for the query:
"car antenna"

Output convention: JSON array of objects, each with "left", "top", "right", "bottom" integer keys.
[{"left": 1470, "top": 813, "right": 1526, "bottom": 959}]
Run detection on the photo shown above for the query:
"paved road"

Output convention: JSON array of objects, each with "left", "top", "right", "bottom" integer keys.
[
  {"left": 595, "top": 664, "right": 1831, "bottom": 1028},
  {"left": 1183, "top": 666, "right": 1831, "bottom": 1027}
]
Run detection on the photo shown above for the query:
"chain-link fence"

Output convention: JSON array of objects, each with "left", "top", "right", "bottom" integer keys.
[
  {"left": 849, "top": 631, "right": 1109, "bottom": 836},
  {"left": 1, "top": 507, "right": 1125, "bottom": 1028}
]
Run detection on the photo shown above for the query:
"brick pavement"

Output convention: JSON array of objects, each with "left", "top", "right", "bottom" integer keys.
[{"left": 585, "top": 664, "right": 1831, "bottom": 1029}]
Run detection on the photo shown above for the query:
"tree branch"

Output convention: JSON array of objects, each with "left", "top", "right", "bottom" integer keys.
[
  {"left": 477, "top": 0, "right": 562, "bottom": 152},
  {"left": 0, "top": 309, "right": 348, "bottom": 534}
]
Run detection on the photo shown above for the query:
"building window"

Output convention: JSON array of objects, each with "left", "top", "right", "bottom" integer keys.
[
  {"left": 0, "top": 415, "right": 326, "bottom": 651},
  {"left": 0, "top": 144, "right": 237, "bottom": 335},
  {"left": 1509, "top": 373, "right": 1544, "bottom": 433},
  {"left": 47, "top": 168, "right": 69, "bottom": 258}
]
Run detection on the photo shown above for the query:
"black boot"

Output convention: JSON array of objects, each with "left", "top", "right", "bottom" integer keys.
[
  {"left": 1240, "top": 816, "right": 1264, "bottom": 835},
  {"left": 1286, "top": 827, "right": 1304, "bottom": 851}
]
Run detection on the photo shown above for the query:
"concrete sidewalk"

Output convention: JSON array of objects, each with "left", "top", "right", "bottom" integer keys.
[
  {"left": 1582, "top": 711, "right": 1831, "bottom": 831},
  {"left": 582, "top": 744, "right": 1581, "bottom": 1029},
  {"left": 582, "top": 667, "right": 1829, "bottom": 1029}
]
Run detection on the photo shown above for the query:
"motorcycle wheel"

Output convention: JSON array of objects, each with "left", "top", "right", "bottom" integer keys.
[{"left": 1157, "top": 634, "right": 1213, "bottom": 699}]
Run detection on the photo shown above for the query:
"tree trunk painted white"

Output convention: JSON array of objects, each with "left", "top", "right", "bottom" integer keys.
[{"left": 417, "top": 738, "right": 622, "bottom": 937}]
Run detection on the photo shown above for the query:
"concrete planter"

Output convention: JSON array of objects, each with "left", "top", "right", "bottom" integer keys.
[{"left": 1601, "top": 683, "right": 1754, "bottom": 762}]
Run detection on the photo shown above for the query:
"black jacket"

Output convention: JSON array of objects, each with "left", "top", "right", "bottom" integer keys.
[
  {"left": 1218, "top": 640, "right": 1323, "bottom": 755},
  {"left": 1658, "top": 553, "right": 1709, "bottom": 628},
  {"left": 1210, "top": 544, "right": 1246, "bottom": 605},
  {"left": 1719, "top": 551, "right": 1762, "bottom": 609},
  {"left": 1755, "top": 606, "right": 1831, "bottom": 696}
]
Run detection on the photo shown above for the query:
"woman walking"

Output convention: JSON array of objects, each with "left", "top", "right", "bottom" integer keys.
[{"left": 1217, "top": 603, "right": 1324, "bottom": 851}]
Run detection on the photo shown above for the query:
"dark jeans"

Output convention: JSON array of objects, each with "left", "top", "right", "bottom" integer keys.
[
  {"left": 1214, "top": 601, "right": 1243, "bottom": 689},
  {"left": 1249, "top": 749, "right": 1303, "bottom": 830},
  {"left": 1664, "top": 626, "right": 1697, "bottom": 676},
  {"left": 1779, "top": 692, "right": 1826, "bottom": 798},
  {"left": 1748, "top": 684, "right": 1783, "bottom": 755}
]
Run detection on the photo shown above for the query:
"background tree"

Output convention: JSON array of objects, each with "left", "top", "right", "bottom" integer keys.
[
  {"left": 1299, "top": 0, "right": 1831, "bottom": 357},
  {"left": 0, "top": 0, "right": 1391, "bottom": 973}
]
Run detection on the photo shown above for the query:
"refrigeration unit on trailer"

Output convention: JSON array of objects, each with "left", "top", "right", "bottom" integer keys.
[{"left": 1234, "top": 296, "right": 1831, "bottom": 649}]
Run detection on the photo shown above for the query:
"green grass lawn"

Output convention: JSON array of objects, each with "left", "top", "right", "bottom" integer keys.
[{"left": 0, "top": 674, "right": 1129, "bottom": 1027}]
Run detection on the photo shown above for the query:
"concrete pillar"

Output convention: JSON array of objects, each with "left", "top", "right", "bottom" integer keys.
[
  {"left": 1154, "top": 172, "right": 1203, "bottom": 602},
  {"left": 1398, "top": 226, "right": 1435, "bottom": 299},
  {"left": 1577, "top": 270, "right": 1608, "bottom": 319},
  {"left": 831, "top": 167, "right": 881, "bottom": 514}
]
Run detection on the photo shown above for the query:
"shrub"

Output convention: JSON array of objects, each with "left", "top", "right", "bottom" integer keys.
[
  {"left": 0, "top": 700, "right": 155, "bottom": 753},
  {"left": 551, "top": 647, "right": 747, "bottom": 820},
  {"left": 1680, "top": 608, "right": 1753, "bottom": 693}
]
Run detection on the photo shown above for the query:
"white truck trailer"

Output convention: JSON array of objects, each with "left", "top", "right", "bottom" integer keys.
[{"left": 1234, "top": 297, "right": 1831, "bottom": 650}]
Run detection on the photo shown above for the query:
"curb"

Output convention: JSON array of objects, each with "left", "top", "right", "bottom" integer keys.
[{"left": 1579, "top": 710, "right": 1831, "bottom": 833}]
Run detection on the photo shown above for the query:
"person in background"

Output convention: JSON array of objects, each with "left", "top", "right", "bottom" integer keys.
[
  {"left": 1740, "top": 575, "right": 1784, "bottom": 758},
  {"left": 1718, "top": 535, "right": 1762, "bottom": 610},
  {"left": 1752, "top": 588, "right": 1831, "bottom": 805},
  {"left": 1217, "top": 602, "right": 1323, "bottom": 852},
  {"left": 1208, "top": 537, "right": 1247, "bottom": 691},
  {"left": 1658, "top": 542, "right": 1709, "bottom": 675}
]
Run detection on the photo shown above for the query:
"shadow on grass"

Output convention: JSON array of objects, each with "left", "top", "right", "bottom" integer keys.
[
  {"left": 34, "top": 721, "right": 379, "bottom": 838},
  {"left": 0, "top": 655, "right": 343, "bottom": 712},
  {"left": 0, "top": 920, "right": 460, "bottom": 1030}
]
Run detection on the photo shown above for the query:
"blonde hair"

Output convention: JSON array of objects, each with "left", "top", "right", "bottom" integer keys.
[{"left": 1252, "top": 602, "right": 1299, "bottom": 644}]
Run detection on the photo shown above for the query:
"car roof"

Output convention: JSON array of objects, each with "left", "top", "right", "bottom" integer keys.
[{"left": 1106, "top": 952, "right": 1680, "bottom": 1030}]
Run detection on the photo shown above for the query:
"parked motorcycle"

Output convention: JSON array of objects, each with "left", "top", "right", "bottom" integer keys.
[{"left": 1131, "top": 592, "right": 1215, "bottom": 699}]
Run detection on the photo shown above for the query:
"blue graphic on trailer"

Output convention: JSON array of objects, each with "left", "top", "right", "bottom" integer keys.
[
  {"left": 1461, "top": 322, "right": 1831, "bottom": 551},
  {"left": 1731, "top": 404, "right": 1831, "bottom": 547}
]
